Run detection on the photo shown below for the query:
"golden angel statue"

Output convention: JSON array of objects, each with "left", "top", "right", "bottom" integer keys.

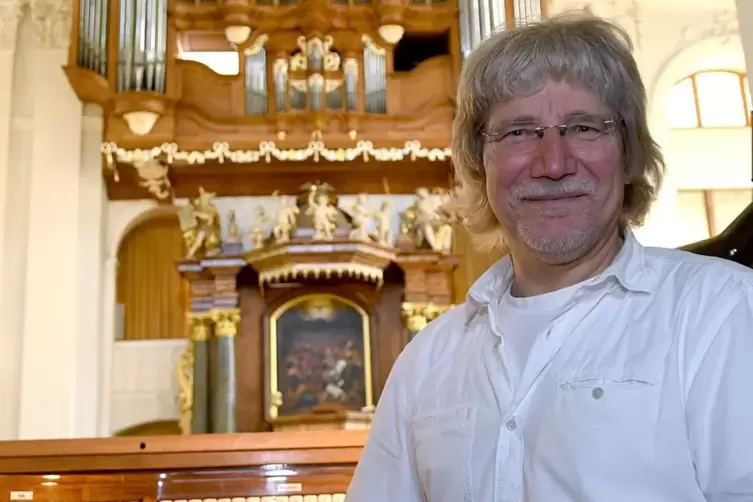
[
  {"left": 178, "top": 187, "right": 222, "bottom": 259},
  {"left": 372, "top": 199, "right": 394, "bottom": 246},
  {"left": 306, "top": 184, "right": 339, "bottom": 241},
  {"left": 250, "top": 205, "right": 272, "bottom": 249},
  {"left": 272, "top": 194, "right": 300, "bottom": 244},
  {"left": 348, "top": 193, "right": 372, "bottom": 242}
]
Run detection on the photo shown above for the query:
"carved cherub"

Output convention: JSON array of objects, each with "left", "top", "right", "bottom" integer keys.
[
  {"left": 272, "top": 194, "right": 300, "bottom": 244},
  {"left": 413, "top": 187, "right": 454, "bottom": 253},
  {"left": 250, "top": 205, "right": 271, "bottom": 249},
  {"left": 372, "top": 199, "right": 394, "bottom": 247},
  {"left": 178, "top": 187, "right": 222, "bottom": 259},
  {"left": 306, "top": 184, "right": 338, "bottom": 241},
  {"left": 225, "top": 210, "right": 241, "bottom": 244},
  {"left": 348, "top": 193, "right": 372, "bottom": 242},
  {"left": 134, "top": 158, "right": 172, "bottom": 200}
]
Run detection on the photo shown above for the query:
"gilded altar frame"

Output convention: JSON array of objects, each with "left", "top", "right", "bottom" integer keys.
[{"left": 267, "top": 293, "right": 374, "bottom": 422}]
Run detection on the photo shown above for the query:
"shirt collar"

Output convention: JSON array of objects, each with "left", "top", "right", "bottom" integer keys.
[{"left": 465, "top": 228, "right": 655, "bottom": 319}]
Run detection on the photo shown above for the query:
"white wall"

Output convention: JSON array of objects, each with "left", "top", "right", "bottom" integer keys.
[
  {"left": 548, "top": 1, "right": 748, "bottom": 248},
  {"left": 0, "top": 5, "right": 106, "bottom": 440}
]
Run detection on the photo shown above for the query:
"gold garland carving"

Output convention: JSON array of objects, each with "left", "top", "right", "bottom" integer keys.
[
  {"left": 401, "top": 302, "right": 454, "bottom": 333},
  {"left": 100, "top": 140, "right": 451, "bottom": 167}
]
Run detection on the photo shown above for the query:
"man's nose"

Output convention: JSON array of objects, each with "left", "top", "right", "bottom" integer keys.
[{"left": 530, "top": 128, "right": 576, "bottom": 179}]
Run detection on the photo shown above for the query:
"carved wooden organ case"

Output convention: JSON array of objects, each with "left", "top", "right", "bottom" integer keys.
[
  {"left": 61, "top": 0, "right": 481, "bottom": 434},
  {"left": 65, "top": 0, "right": 465, "bottom": 198}
]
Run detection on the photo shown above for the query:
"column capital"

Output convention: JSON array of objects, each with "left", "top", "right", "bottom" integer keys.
[
  {"left": 0, "top": 0, "right": 24, "bottom": 51},
  {"left": 212, "top": 308, "right": 241, "bottom": 338},
  {"left": 30, "top": 0, "right": 72, "bottom": 50}
]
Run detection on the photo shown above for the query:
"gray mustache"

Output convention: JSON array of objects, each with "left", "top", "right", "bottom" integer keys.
[{"left": 510, "top": 179, "right": 596, "bottom": 202}]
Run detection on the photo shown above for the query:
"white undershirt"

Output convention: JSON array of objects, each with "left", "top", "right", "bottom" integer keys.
[{"left": 495, "top": 280, "right": 581, "bottom": 377}]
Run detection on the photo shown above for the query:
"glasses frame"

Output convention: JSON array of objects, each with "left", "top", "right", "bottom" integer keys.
[{"left": 480, "top": 119, "right": 622, "bottom": 146}]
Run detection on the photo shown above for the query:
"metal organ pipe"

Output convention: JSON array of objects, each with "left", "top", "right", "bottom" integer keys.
[
  {"left": 78, "top": 0, "right": 109, "bottom": 77},
  {"left": 344, "top": 58, "right": 358, "bottom": 112},
  {"left": 117, "top": 0, "right": 168, "bottom": 92},
  {"left": 458, "top": 0, "right": 545, "bottom": 58},
  {"left": 362, "top": 36, "right": 386, "bottom": 114}
]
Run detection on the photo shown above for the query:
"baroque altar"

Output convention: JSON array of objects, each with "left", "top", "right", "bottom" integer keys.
[{"left": 175, "top": 182, "right": 459, "bottom": 434}]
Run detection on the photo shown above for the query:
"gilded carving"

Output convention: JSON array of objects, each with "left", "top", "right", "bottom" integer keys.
[
  {"left": 178, "top": 187, "right": 223, "bottom": 259},
  {"left": 400, "top": 187, "right": 455, "bottom": 253},
  {"left": 250, "top": 205, "right": 271, "bottom": 249},
  {"left": 101, "top": 140, "right": 452, "bottom": 169},
  {"left": 132, "top": 154, "right": 171, "bottom": 200},
  {"left": 272, "top": 193, "right": 299, "bottom": 244},
  {"left": 212, "top": 308, "right": 241, "bottom": 338},
  {"left": 176, "top": 342, "right": 194, "bottom": 435},
  {"left": 401, "top": 301, "right": 453, "bottom": 333},
  {"left": 306, "top": 183, "right": 338, "bottom": 241},
  {"left": 348, "top": 193, "right": 372, "bottom": 242},
  {"left": 187, "top": 312, "right": 212, "bottom": 341},
  {"left": 372, "top": 200, "right": 394, "bottom": 247}
]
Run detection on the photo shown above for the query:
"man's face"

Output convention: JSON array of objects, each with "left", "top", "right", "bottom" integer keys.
[{"left": 483, "top": 79, "right": 625, "bottom": 264}]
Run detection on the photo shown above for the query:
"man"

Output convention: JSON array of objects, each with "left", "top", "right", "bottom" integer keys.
[{"left": 346, "top": 13, "right": 753, "bottom": 502}]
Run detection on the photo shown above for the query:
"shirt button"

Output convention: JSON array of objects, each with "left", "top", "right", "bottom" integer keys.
[
  {"left": 505, "top": 418, "right": 517, "bottom": 431},
  {"left": 592, "top": 387, "right": 605, "bottom": 400}
]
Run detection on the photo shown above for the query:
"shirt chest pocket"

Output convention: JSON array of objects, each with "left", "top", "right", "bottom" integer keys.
[
  {"left": 546, "top": 368, "right": 664, "bottom": 470},
  {"left": 411, "top": 405, "right": 474, "bottom": 502}
]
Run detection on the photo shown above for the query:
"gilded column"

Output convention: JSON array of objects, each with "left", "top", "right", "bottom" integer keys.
[
  {"left": 176, "top": 264, "right": 215, "bottom": 434},
  {"left": 184, "top": 313, "right": 212, "bottom": 434},
  {"left": 210, "top": 308, "right": 240, "bottom": 433},
  {"left": 207, "top": 259, "right": 244, "bottom": 433}
]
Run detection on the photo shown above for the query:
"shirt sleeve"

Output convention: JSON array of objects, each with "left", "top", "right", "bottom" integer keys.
[
  {"left": 345, "top": 353, "right": 423, "bottom": 501},
  {"left": 685, "top": 287, "right": 753, "bottom": 500}
]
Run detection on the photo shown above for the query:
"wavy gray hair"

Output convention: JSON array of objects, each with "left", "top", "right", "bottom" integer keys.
[{"left": 451, "top": 12, "right": 665, "bottom": 251}]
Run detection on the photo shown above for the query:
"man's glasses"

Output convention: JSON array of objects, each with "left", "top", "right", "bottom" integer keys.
[{"left": 480, "top": 119, "right": 621, "bottom": 153}]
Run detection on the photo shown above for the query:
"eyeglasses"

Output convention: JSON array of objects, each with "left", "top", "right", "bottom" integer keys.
[{"left": 481, "top": 119, "right": 621, "bottom": 153}]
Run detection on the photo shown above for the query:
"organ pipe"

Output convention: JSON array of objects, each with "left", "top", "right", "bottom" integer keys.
[
  {"left": 362, "top": 36, "right": 386, "bottom": 114},
  {"left": 245, "top": 35, "right": 269, "bottom": 115},
  {"left": 458, "top": 0, "right": 545, "bottom": 59},
  {"left": 117, "top": 0, "right": 168, "bottom": 92},
  {"left": 77, "top": 0, "right": 109, "bottom": 77}
]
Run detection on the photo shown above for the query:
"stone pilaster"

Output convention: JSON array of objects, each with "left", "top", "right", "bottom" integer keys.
[
  {"left": 16, "top": 0, "right": 83, "bottom": 438},
  {"left": 0, "top": 0, "right": 24, "bottom": 439},
  {"left": 29, "top": 0, "right": 72, "bottom": 50}
]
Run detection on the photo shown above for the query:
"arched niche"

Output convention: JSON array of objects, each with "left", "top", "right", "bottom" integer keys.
[{"left": 115, "top": 206, "right": 186, "bottom": 340}]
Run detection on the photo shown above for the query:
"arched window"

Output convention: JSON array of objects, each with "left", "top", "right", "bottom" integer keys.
[{"left": 666, "top": 71, "right": 751, "bottom": 128}]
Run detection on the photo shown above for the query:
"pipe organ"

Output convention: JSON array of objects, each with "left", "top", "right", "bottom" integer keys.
[
  {"left": 77, "top": 0, "right": 109, "bottom": 77},
  {"left": 457, "top": 0, "right": 547, "bottom": 58},
  {"left": 63, "top": 0, "right": 465, "bottom": 198},
  {"left": 116, "top": 0, "right": 168, "bottom": 93}
]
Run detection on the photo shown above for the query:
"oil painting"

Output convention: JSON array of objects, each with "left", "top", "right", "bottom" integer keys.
[{"left": 269, "top": 294, "right": 373, "bottom": 418}]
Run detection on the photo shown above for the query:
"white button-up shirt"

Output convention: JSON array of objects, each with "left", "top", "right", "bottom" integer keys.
[{"left": 346, "top": 231, "right": 753, "bottom": 501}]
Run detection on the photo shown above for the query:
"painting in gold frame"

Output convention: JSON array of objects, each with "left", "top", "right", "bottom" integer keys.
[{"left": 267, "top": 293, "right": 374, "bottom": 420}]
